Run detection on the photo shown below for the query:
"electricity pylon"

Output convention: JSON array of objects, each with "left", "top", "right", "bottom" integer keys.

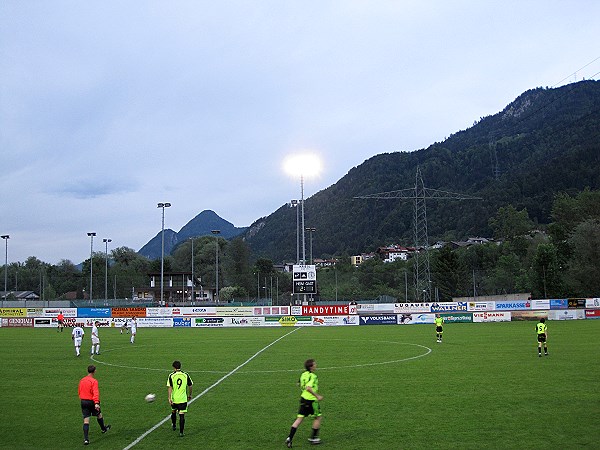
[{"left": 355, "top": 166, "right": 481, "bottom": 302}]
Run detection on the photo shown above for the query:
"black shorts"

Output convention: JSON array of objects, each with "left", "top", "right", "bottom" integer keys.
[
  {"left": 172, "top": 402, "right": 188, "bottom": 413},
  {"left": 297, "top": 397, "right": 321, "bottom": 418},
  {"left": 58, "top": 320, "right": 64, "bottom": 325},
  {"left": 537, "top": 334, "right": 546, "bottom": 343},
  {"left": 436, "top": 326, "right": 443, "bottom": 333},
  {"left": 81, "top": 400, "right": 101, "bottom": 418}
]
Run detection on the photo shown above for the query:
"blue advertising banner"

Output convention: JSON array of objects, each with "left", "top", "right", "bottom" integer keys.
[
  {"left": 549, "top": 299, "right": 568, "bottom": 309},
  {"left": 173, "top": 317, "right": 192, "bottom": 327},
  {"left": 359, "top": 315, "right": 397, "bottom": 325},
  {"left": 494, "top": 300, "right": 531, "bottom": 311},
  {"left": 78, "top": 308, "right": 111, "bottom": 318}
]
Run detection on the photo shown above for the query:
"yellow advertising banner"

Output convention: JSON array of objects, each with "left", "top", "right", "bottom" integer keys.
[{"left": 0, "top": 308, "right": 27, "bottom": 317}]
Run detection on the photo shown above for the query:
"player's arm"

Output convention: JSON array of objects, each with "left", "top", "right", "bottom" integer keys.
[
  {"left": 305, "top": 385, "right": 323, "bottom": 401},
  {"left": 186, "top": 376, "right": 193, "bottom": 400},
  {"left": 167, "top": 386, "right": 173, "bottom": 405}
]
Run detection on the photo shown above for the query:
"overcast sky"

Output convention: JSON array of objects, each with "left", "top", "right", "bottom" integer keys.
[{"left": 1, "top": 1, "right": 599, "bottom": 264}]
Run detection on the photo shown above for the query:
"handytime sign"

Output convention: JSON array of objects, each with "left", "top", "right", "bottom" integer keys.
[{"left": 302, "top": 305, "right": 349, "bottom": 316}]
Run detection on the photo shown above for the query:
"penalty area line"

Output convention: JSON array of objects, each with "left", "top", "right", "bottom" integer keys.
[{"left": 122, "top": 327, "right": 301, "bottom": 450}]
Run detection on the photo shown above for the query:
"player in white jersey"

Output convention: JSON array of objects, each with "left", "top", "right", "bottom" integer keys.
[
  {"left": 72, "top": 326, "right": 85, "bottom": 357},
  {"left": 130, "top": 317, "right": 137, "bottom": 344},
  {"left": 90, "top": 321, "right": 101, "bottom": 355}
]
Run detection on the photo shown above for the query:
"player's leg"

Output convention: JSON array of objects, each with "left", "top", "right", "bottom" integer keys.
[
  {"left": 287, "top": 416, "right": 304, "bottom": 447},
  {"left": 171, "top": 408, "right": 177, "bottom": 430},
  {"left": 308, "top": 402, "right": 322, "bottom": 444},
  {"left": 83, "top": 417, "right": 91, "bottom": 444},
  {"left": 96, "top": 411, "right": 110, "bottom": 433},
  {"left": 178, "top": 411, "right": 185, "bottom": 436},
  {"left": 537, "top": 338, "right": 542, "bottom": 356}
]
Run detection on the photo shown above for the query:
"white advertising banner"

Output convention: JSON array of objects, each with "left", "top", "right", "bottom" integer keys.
[
  {"left": 397, "top": 313, "right": 435, "bottom": 324},
  {"left": 394, "top": 303, "right": 432, "bottom": 313},
  {"left": 586, "top": 298, "right": 600, "bottom": 308},
  {"left": 472, "top": 311, "right": 511, "bottom": 322},
  {"left": 216, "top": 306, "right": 255, "bottom": 317},
  {"left": 137, "top": 317, "right": 174, "bottom": 327},
  {"left": 467, "top": 301, "right": 495, "bottom": 312},
  {"left": 311, "top": 316, "right": 358, "bottom": 326},
  {"left": 146, "top": 307, "right": 174, "bottom": 317},
  {"left": 548, "top": 309, "right": 585, "bottom": 320},
  {"left": 172, "top": 306, "right": 217, "bottom": 316},
  {"left": 223, "top": 317, "right": 265, "bottom": 327},
  {"left": 357, "top": 304, "right": 396, "bottom": 313},
  {"left": 530, "top": 300, "right": 550, "bottom": 310},
  {"left": 26, "top": 308, "right": 44, "bottom": 317},
  {"left": 43, "top": 307, "right": 77, "bottom": 318}
]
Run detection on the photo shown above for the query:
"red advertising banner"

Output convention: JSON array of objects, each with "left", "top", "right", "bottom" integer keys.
[
  {"left": 111, "top": 307, "right": 146, "bottom": 318},
  {"left": 302, "top": 305, "right": 349, "bottom": 316},
  {"left": 585, "top": 309, "right": 600, "bottom": 318},
  {"left": 1, "top": 317, "right": 34, "bottom": 327}
]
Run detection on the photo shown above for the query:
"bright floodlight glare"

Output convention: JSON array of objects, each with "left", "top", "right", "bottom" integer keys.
[{"left": 283, "top": 154, "right": 322, "bottom": 178}]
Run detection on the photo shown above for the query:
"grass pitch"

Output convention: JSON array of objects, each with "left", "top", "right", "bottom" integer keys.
[{"left": 0, "top": 320, "right": 599, "bottom": 449}]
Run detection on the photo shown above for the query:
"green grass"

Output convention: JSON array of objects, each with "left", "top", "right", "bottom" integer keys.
[{"left": 1, "top": 321, "right": 599, "bottom": 449}]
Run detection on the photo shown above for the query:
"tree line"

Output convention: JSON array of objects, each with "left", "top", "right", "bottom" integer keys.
[{"left": 2, "top": 190, "right": 599, "bottom": 302}]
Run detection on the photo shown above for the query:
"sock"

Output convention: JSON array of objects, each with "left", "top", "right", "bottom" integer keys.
[
  {"left": 83, "top": 423, "right": 89, "bottom": 440},
  {"left": 179, "top": 414, "right": 185, "bottom": 433},
  {"left": 130, "top": 336, "right": 134, "bottom": 344},
  {"left": 544, "top": 346, "right": 548, "bottom": 354},
  {"left": 96, "top": 344, "right": 100, "bottom": 354},
  {"left": 171, "top": 412, "right": 177, "bottom": 428},
  {"left": 311, "top": 428, "right": 320, "bottom": 439},
  {"left": 97, "top": 416, "right": 106, "bottom": 431},
  {"left": 288, "top": 426, "right": 298, "bottom": 440}
]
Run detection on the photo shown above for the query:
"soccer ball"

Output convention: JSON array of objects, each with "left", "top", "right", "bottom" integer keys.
[{"left": 145, "top": 393, "right": 156, "bottom": 403}]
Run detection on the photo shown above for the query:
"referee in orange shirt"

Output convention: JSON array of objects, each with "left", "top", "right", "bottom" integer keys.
[{"left": 78, "top": 365, "right": 110, "bottom": 445}]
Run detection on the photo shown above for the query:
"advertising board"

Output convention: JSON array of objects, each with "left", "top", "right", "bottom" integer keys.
[
  {"left": 0, "top": 308, "right": 27, "bottom": 317},
  {"left": 431, "top": 302, "right": 467, "bottom": 312},
  {"left": 494, "top": 301, "right": 531, "bottom": 311},
  {"left": 568, "top": 298, "right": 586, "bottom": 308},
  {"left": 467, "top": 301, "right": 495, "bottom": 312},
  {"left": 511, "top": 310, "right": 547, "bottom": 321},
  {"left": 1, "top": 317, "right": 33, "bottom": 327},
  {"left": 216, "top": 307, "right": 255, "bottom": 317},
  {"left": 548, "top": 310, "right": 585, "bottom": 320},
  {"left": 440, "top": 313, "right": 473, "bottom": 323},
  {"left": 585, "top": 309, "right": 600, "bottom": 319},
  {"left": 111, "top": 307, "right": 146, "bottom": 318},
  {"left": 225, "top": 317, "right": 265, "bottom": 327},
  {"left": 472, "top": 311, "right": 511, "bottom": 322},
  {"left": 78, "top": 308, "right": 111, "bottom": 318},
  {"left": 549, "top": 299, "right": 568, "bottom": 309},
  {"left": 530, "top": 300, "right": 550, "bottom": 310},
  {"left": 359, "top": 315, "right": 397, "bottom": 325},
  {"left": 137, "top": 318, "right": 173, "bottom": 327},
  {"left": 43, "top": 307, "right": 77, "bottom": 317},
  {"left": 397, "top": 313, "right": 434, "bottom": 325},
  {"left": 26, "top": 308, "right": 43, "bottom": 317},
  {"left": 586, "top": 298, "right": 600, "bottom": 308},
  {"left": 394, "top": 303, "right": 432, "bottom": 314},
  {"left": 253, "top": 306, "right": 290, "bottom": 316},
  {"left": 193, "top": 317, "right": 225, "bottom": 327},
  {"left": 33, "top": 318, "right": 54, "bottom": 327},
  {"left": 173, "top": 317, "right": 192, "bottom": 327},
  {"left": 357, "top": 303, "right": 396, "bottom": 313},
  {"left": 302, "top": 305, "right": 350, "bottom": 316},
  {"left": 263, "top": 316, "right": 312, "bottom": 327}
]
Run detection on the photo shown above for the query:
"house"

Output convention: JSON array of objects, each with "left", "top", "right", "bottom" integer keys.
[
  {"left": 0, "top": 290, "right": 40, "bottom": 300},
  {"left": 376, "top": 245, "right": 416, "bottom": 263},
  {"left": 138, "top": 272, "right": 211, "bottom": 304}
]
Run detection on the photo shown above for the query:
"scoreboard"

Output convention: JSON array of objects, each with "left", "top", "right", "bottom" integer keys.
[{"left": 292, "top": 265, "right": 317, "bottom": 294}]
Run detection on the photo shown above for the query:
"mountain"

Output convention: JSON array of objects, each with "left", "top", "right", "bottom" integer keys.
[
  {"left": 243, "top": 80, "right": 600, "bottom": 262},
  {"left": 138, "top": 210, "right": 247, "bottom": 259}
]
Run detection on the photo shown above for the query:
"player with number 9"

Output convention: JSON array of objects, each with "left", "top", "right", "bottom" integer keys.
[{"left": 166, "top": 360, "right": 194, "bottom": 437}]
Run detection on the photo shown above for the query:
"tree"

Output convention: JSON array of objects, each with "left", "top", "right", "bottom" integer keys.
[
  {"left": 489, "top": 205, "right": 535, "bottom": 241},
  {"left": 531, "top": 243, "right": 563, "bottom": 299},
  {"left": 567, "top": 219, "right": 600, "bottom": 296}
]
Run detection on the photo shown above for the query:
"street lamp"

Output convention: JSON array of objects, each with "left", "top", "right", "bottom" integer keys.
[
  {"left": 1, "top": 235, "right": 8, "bottom": 303},
  {"left": 158, "top": 202, "right": 171, "bottom": 305},
  {"left": 305, "top": 227, "right": 316, "bottom": 264},
  {"left": 283, "top": 153, "right": 322, "bottom": 265},
  {"left": 211, "top": 230, "right": 221, "bottom": 302},
  {"left": 103, "top": 238, "right": 112, "bottom": 303},
  {"left": 87, "top": 232, "right": 96, "bottom": 301},
  {"left": 290, "top": 200, "right": 300, "bottom": 264}
]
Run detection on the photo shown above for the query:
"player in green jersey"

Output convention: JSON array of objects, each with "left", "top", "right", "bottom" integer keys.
[
  {"left": 285, "top": 359, "right": 323, "bottom": 448},
  {"left": 166, "top": 360, "right": 193, "bottom": 437},
  {"left": 535, "top": 318, "right": 548, "bottom": 357},
  {"left": 434, "top": 314, "right": 444, "bottom": 343}
]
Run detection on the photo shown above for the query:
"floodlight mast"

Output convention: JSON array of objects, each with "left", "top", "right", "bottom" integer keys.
[{"left": 355, "top": 166, "right": 481, "bottom": 302}]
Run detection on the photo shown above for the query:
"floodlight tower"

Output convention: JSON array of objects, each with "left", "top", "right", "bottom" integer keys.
[{"left": 355, "top": 166, "right": 481, "bottom": 302}]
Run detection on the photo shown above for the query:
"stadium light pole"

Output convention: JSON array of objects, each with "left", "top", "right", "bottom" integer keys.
[
  {"left": 190, "top": 237, "right": 194, "bottom": 304},
  {"left": 283, "top": 153, "right": 322, "bottom": 265},
  {"left": 211, "top": 230, "right": 220, "bottom": 302},
  {"left": 290, "top": 200, "right": 300, "bottom": 264},
  {"left": 158, "top": 202, "right": 171, "bottom": 305},
  {"left": 103, "top": 238, "right": 112, "bottom": 304},
  {"left": 305, "top": 227, "right": 316, "bottom": 264},
  {"left": 1, "top": 235, "right": 9, "bottom": 304},
  {"left": 87, "top": 232, "right": 96, "bottom": 301}
]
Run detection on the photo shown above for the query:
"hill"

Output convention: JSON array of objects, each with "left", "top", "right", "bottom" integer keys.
[
  {"left": 244, "top": 80, "right": 600, "bottom": 262},
  {"left": 138, "top": 210, "right": 247, "bottom": 259}
]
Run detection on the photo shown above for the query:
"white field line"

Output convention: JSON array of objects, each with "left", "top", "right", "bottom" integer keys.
[{"left": 122, "top": 327, "right": 300, "bottom": 450}]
